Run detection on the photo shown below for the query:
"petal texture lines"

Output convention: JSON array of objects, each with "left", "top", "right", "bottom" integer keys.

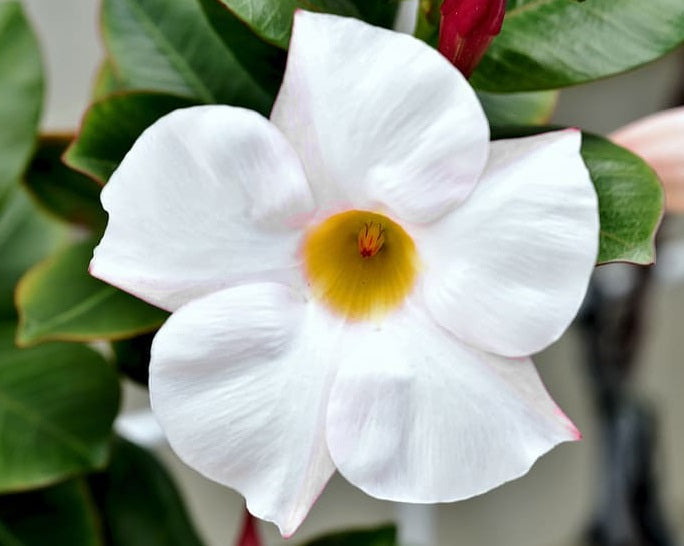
[
  {"left": 149, "top": 283, "right": 338, "bottom": 537},
  {"left": 421, "top": 130, "right": 599, "bottom": 357},
  {"left": 91, "top": 105, "right": 314, "bottom": 312},
  {"left": 271, "top": 11, "right": 489, "bottom": 223},
  {"left": 326, "top": 302, "right": 579, "bottom": 503}
]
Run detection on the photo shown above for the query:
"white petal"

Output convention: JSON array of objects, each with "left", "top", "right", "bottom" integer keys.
[
  {"left": 149, "top": 283, "right": 338, "bottom": 537},
  {"left": 326, "top": 301, "right": 579, "bottom": 503},
  {"left": 420, "top": 130, "right": 598, "bottom": 357},
  {"left": 91, "top": 105, "right": 314, "bottom": 311},
  {"left": 271, "top": 11, "right": 489, "bottom": 223}
]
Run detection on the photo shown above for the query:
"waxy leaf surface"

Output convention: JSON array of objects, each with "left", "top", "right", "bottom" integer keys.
[
  {"left": 472, "top": 0, "right": 684, "bottom": 92},
  {"left": 477, "top": 90, "right": 558, "bottom": 126},
  {"left": 302, "top": 525, "right": 397, "bottom": 546},
  {"left": 16, "top": 239, "right": 168, "bottom": 346},
  {"left": 0, "top": 188, "right": 63, "bottom": 320},
  {"left": 213, "top": 0, "right": 360, "bottom": 48},
  {"left": 65, "top": 92, "right": 196, "bottom": 184},
  {"left": 89, "top": 439, "right": 205, "bottom": 546},
  {"left": 0, "top": 480, "right": 101, "bottom": 546},
  {"left": 0, "top": 325, "right": 119, "bottom": 492},
  {"left": 0, "top": 1, "right": 43, "bottom": 205},
  {"left": 102, "top": 0, "right": 270, "bottom": 112},
  {"left": 24, "top": 136, "right": 106, "bottom": 231}
]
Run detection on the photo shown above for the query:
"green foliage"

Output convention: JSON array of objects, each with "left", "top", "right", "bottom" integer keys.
[
  {"left": 15, "top": 239, "right": 167, "bottom": 346},
  {"left": 471, "top": 0, "right": 684, "bottom": 91},
  {"left": 212, "top": 0, "right": 360, "bottom": 48},
  {"left": 581, "top": 133, "right": 663, "bottom": 265},
  {"left": 101, "top": 0, "right": 271, "bottom": 112},
  {"left": 64, "top": 92, "right": 196, "bottom": 184},
  {"left": 0, "top": 1, "right": 43, "bottom": 206},
  {"left": 112, "top": 332, "right": 156, "bottom": 386},
  {"left": 0, "top": 480, "right": 101, "bottom": 546},
  {"left": 0, "top": 325, "right": 119, "bottom": 492},
  {"left": 301, "top": 524, "right": 397, "bottom": 546},
  {"left": 198, "top": 0, "right": 286, "bottom": 97},
  {"left": 89, "top": 439, "right": 205, "bottom": 546},
  {"left": 0, "top": 187, "right": 64, "bottom": 320},
  {"left": 24, "top": 136, "right": 106, "bottom": 231},
  {"left": 478, "top": 90, "right": 558, "bottom": 127}
]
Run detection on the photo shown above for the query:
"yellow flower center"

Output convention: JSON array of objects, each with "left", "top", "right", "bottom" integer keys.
[{"left": 302, "top": 210, "right": 419, "bottom": 320}]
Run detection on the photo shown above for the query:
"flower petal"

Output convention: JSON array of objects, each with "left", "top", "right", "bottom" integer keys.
[
  {"left": 271, "top": 11, "right": 489, "bottom": 223},
  {"left": 326, "top": 301, "right": 578, "bottom": 503},
  {"left": 149, "top": 283, "right": 337, "bottom": 537},
  {"left": 420, "top": 130, "right": 598, "bottom": 356},
  {"left": 91, "top": 105, "right": 314, "bottom": 312},
  {"left": 610, "top": 107, "right": 684, "bottom": 213}
]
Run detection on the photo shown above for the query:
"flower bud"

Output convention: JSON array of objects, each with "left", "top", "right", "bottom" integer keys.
[{"left": 438, "top": 0, "right": 506, "bottom": 77}]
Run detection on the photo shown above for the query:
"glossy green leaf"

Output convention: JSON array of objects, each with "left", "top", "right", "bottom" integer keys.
[
  {"left": 16, "top": 239, "right": 168, "bottom": 346},
  {"left": 0, "top": 480, "right": 102, "bottom": 546},
  {"left": 23, "top": 136, "right": 106, "bottom": 231},
  {"left": 0, "top": 187, "right": 64, "bottom": 320},
  {"left": 477, "top": 90, "right": 558, "bottom": 127},
  {"left": 0, "top": 1, "right": 43, "bottom": 205},
  {"left": 471, "top": 0, "right": 684, "bottom": 92},
  {"left": 198, "top": 0, "right": 285, "bottom": 97},
  {"left": 214, "top": 0, "right": 361, "bottom": 48},
  {"left": 349, "top": 0, "right": 398, "bottom": 28},
  {"left": 492, "top": 127, "right": 663, "bottom": 265},
  {"left": 0, "top": 324, "right": 120, "bottom": 492},
  {"left": 89, "top": 439, "right": 204, "bottom": 546},
  {"left": 102, "top": 0, "right": 270, "bottom": 112},
  {"left": 301, "top": 524, "right": 397, "bottom": 546},
  {"left": 582, "top": 133, "right": 663, "bottom": 265},
  {"left": 64, "top": 92, "right": 196, "bottom": 184},
  {"left": 112, "top": 332, "right": 155, "bottom": 386},
  {"left": 414, "top": 0, "right": 439, "bottom": 47},
  {"left": 92, "top": 59, "right": 126, "bottom": 101}
]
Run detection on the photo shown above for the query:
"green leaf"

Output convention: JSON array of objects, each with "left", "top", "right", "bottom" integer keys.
[
  {"left": 492, "top": 127, "right": 663, "bottom": 265},
  {"left": 301, "top": 525, "right": 397, "bottom": 546},
  {"left": 198, "top": 0, "right": 286, "bottom": 98},
  {"left": 16, "top": 239, "right": 168, "bottom": 346},
  {"left": 414, "top": 0, "right": 440, "bottom": 47},
  {"left": 0, "top": 1, "right": 43, "bottom": 205},
  {"left": 23, "top": 136, "right": 106, "bottom": 231},
  {"left": 349, "top": 0, "right": 399, "bottom": 28},
  {"left": 0, "top": 324, "right": 120, "bottom": 492},
  {"left": 89, "top": 439, "right": 204, "bottom": 546},
  {"left": 64, "top": 92, "right": 197, "bottom": 184},
  {"left": 112, "top": 332, "right": 156, "bottom": 386},
  {"left": 213, "top": 0, "right": 361, "bottom": 49},
  {"left": 477, "top": 90, "right": 558, "bottom": 127},
  {"left": 92, "top": 59, "right": 126, "bottom": 101},
  {"left": 0, "top": 480, "right": 102, "bottom": 546},
  {"left": 471, "top": 0, "right": 684, "bottom": 92},
  {"left": 102, "top": 0, "right": 271, "bottom": 112},
  {"left": 0, "top": 187, "right": 64, "bottom": 320},
  {"left": 582, "top": 133, "right": 663, "bottom": 265}
]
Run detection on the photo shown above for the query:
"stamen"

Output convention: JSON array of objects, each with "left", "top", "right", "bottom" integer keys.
[{"left": 358, "top": 222, "right": 385, "bottom": 258}]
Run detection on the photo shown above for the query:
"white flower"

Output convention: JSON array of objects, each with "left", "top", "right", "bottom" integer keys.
[{"left": 91, "top": 11, "right": 599, "bottom": 537}]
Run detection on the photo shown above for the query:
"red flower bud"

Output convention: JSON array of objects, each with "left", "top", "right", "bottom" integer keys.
[
  {"left": 438, "top": 0, "right": 506, "bottom": 77},
  {"left": 235, "top": 508, "right": 262, "bottom": 546}
]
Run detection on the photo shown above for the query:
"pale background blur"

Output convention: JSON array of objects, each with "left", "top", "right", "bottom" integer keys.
[{"left": 19, "top": 0, "right": 684, "bottom": 544}]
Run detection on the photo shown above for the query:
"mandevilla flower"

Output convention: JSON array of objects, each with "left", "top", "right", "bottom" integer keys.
[
  {"left": 438, "top": 0, "right": 506, "bottom": 76},
  {"left": 91, "top": 12, "right": 599, "bottom": 536}
]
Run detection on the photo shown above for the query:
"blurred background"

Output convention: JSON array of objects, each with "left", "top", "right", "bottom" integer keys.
[{"left": 18, "top": 0, "right": 684, "bottom": 544}]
